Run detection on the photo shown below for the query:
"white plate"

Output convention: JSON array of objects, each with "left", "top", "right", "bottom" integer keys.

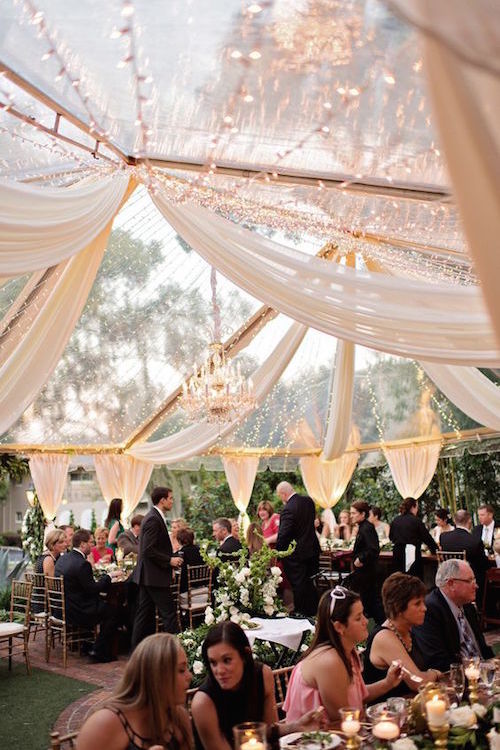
[
  {"left": 241, "top": 622, "right": 262, "bottom": 630},
  {"left": 280, "top": 732, "right": 341, "bottom": 749}
]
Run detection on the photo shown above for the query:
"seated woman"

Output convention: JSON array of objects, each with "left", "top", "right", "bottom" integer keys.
[
  {"left": 334, "top": 510, "right": 353, "bottom": 542},
  {"left": 171, "top": 518, "right": 189, "bottom": 553},
  {"left": 35, "top": 528, "right": 67, "bottom": 578},
  {"left": 177, "top": 527, "right": 204, "bottom": 593},
  {"left": 246, "top": 522, "right": 264, "bottom": 556},
  {"left": 76, "top": 633, "right": 193, "bottom": 750},
  {"left": 368, "top": 506, "right": 390, "bottom": 542},
  {"left": 192, "top": 622, "right": 322, "bottom": 750},
  {"left": 91, "top": 527, "right": 114, "bottom": 564},
  {"left": 283, "top": 587, "right": 402, "bottom": 722},
  {"left": 363, "top": 572, "right": 441, "bottom": 700}
]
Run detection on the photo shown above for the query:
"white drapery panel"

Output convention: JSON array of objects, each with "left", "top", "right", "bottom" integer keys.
[
  {"left": 151, "top": 195, "right": 500, "bottom": 365},
  {"left": 0, "top": 173, "right": 130, "bottom": 274},
  {"left": 422, "top": 362, "right": 500, "bottom": 431},
  {"left": 222, "top": 456, "right": 259, "bottom": 531},
  {"left": 423, "top": 36, "right": 500, "bottom": 347},
  {"left": 0, "top": 178, "right": 136, "bottom": 438},
  {"left": 322, "top": 339, "right": 355, "bottom": 460},
  {"left": 93, "top": 455, "right": 153, "bottom": 519},
  {"left": 300, "top": 450, "right": 359, "bottom": 510},
  {"left": 383, "top": 442, "right": 441, "bottom": 499},
  {"left": 29, "top": 453, "right": 69, "bottom": 522},
  {"left": 127, "top": 321, "right": 307, "bottom": 463}
]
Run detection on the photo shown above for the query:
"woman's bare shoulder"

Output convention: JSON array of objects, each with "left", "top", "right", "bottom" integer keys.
[{"left": 76, "top": 709, "right": 127, "bottom": 750}]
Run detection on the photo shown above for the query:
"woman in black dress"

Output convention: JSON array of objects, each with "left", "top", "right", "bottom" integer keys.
[
  {"left": 35, "top": 528, "right": 67, "bottom": 577},
  {"left": 389, "top": 498, "right": 437, "bottom": 579},
  {"left": 348, "top": 501, "right": 384, "bottom": 623},
  {"left": 363, "top": 573, "right": 441, "bottom": 701}
]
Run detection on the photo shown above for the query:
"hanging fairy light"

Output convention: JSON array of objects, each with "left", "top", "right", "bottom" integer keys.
[{"left": 181, "top": 269, "right": 255, "bottom": 423}]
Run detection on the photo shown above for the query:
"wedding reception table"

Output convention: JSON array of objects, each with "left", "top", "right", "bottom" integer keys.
[{"left": 245, "top": 616, "right": 315, "bottom": 665}]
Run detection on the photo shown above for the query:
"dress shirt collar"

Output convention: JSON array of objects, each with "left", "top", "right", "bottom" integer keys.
[
  {"left": 153, "top": 505, "right": 168, "bottom": 524},
  {"left": 482, "top": 520, "right": 495, "bottom": 544},
  {"left": 220, "top": 534, "right": 231, "bottom": 546},
  {"left": 74, "top": 547, "right": 86, "bottom": 559}
]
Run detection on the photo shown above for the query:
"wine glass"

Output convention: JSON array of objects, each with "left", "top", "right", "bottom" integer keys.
[
  {"left": 479, "top": 660, "right": 496, "bottom": 695},
  {"left": 449, "top": 662, "right": 465, "bottom": 703}
]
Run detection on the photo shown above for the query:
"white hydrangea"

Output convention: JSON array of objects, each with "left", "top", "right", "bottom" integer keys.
[
  {"left": 193, "top": 660, "right": 204, "bottom": 675},
  {"left": 234, "top": 570, "right": 247, "bottom": 584},
  {"left": 270, "top": 566, "right": 281, "bottom": 576}
]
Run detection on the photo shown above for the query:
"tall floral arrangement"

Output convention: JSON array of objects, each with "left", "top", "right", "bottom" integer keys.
[
  {"left": 21, "top": 494, "right": 46, "bottom": 565},
  {"left": 202, "top": 537, "right": 295, "bottom": 627}
]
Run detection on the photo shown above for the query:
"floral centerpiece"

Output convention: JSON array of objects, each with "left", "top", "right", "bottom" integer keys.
[
  {"left": 21, "top": 494, "right": 45, "bottom": 565},
  {"left": 201, "top": 536, "right": 295, "bottom": 628},
  {"left": 320, "top": 536, "right": 354, "bottom": 551}
]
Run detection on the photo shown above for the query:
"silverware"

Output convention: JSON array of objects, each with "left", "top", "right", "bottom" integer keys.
[{"left": 392, "top": 660, "right": 423, "bottom": 683}]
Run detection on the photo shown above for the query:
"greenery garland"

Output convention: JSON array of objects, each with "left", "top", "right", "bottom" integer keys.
[{"left": 21, "top": 494, "right": 46, "bottom": 565}]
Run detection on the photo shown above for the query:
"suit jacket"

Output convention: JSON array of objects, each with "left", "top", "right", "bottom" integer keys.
[
  {"left": 390, "top": 513, "right": 437, "bottom": 572},
  {"left": 440, "top": 527, "right": 489, "bottom": 582},
  {"left": 117, "top": 529, "right": 139, "bottom": 557},
  {"left": 135, "top": 507, "right": 176, "bottom": 587},
  {"left": 353, "top": 519, "right": 380, "bottom": 568},
  {"left": 218, "top": 536, "right": 242, "bottom": 559},
  {"left": 179, "top": 543, "right": 204, "bottom": 592},
  {"left": 54, "top": 549, "right": 110, "bottom": 626},
  {"left": 472, "top": 521, "right": 498, "bottom": 554},
  {"left": 275, "top": 493, "right": 320, "bottom": 562},
  {"left": 413, "top": 587, "right": 493, "bottom": 672}
]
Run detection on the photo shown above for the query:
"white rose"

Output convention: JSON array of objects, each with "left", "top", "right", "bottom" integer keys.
[
  {"left": 449, "top": 706, "right": 476, "bottom": 727},
  {"left": 229, "top": 605, "right": 239, "bottom": 615},
  {"left": 270, "top": 566, "right": 281, "bottom": 576},
  {"left": 263, "top": 604, "right": 274, "bottom": 616},
  {"left": 205, "top": 608, "right": 215, "bottom": 625},
  {"left": 471, "top": 703, "right": 486, "bottom": 719},
  {"left": 487, "top": 729, "right": 500, "bottom": 750},
  {"left": 230, "top": 613, "right": 241, "bottom": 623},
  {"left": 391, "top": 740, "right": 418, "bottom": 750},
  {"left": 193, "top": 660, "right": 204, "bottom": 675}
]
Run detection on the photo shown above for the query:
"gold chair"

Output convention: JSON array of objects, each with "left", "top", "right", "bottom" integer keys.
[
  {"left": 179, "top": 564, "right": 212, "bottom": 629},
  {"left": 45, "top": 576, "right": 95, "bottom": 668},
  {"left": 48, "top": 730, "right": 78, "bottom": 749},
  {"left": 272, "top": 665, "right": 294, "bottom": 710},
  {"left": 155, "top": 573, "right": 182, "bottom": 633},
  {"left": 436, "top": 550, "right": 466, "bottom": 565},
  {"left": 25, "top": 572, "right": 49, "bottom": 657},
  {"left": 0, "top": 579, "right": 32, "bottom": 674}
]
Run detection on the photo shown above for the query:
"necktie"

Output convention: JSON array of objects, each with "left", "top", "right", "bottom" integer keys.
[{"left": 457, "top": 610, "right": 480, "bottom": 658}]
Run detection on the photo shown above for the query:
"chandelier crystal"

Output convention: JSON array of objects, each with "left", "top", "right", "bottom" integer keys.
[{"left": 180, "top": 270, "right": 256, "bottom": 423}]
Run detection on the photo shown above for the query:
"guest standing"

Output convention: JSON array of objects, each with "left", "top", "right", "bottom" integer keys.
[
  {"left": 258, "top": 501, "right": 280, "bottom": 547},
  {"left": 389, "top": 497, "right": 437, "bottom": 579},
  {"left": 131, "top": 487, "right": 183, "bottom": 648},
  {"left": 440, "top": 510, "right": 489, "bottom": 603},
  {"left": 283, "top": 587, "right": 402, "bottom": 722},
  {"left": 275, "top": 481, "right": 320, "bottom": 616},
  {"left": 472, "top": 503, "right": 498, "bottom": 555},
  {"left": 105, "top": 498, "right": 125, "bottom": 555},
  {"left": 348, "top": 501, "right": 384, "bottom": 624},
  {"left": 430, "top": 508, "right": 454, "bottom": 544},
  {"left": 35, "top": 528, "right": 67, "bottom": 577}
]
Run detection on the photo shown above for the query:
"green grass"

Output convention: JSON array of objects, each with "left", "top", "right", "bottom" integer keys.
[{"left": 0, "top": 663, "right": 98, "bottom": 750}]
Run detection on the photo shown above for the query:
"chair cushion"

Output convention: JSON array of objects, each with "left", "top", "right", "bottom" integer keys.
[
  {"left": 179, "top": 587, "right": 210, "bottom": 609},
  {"left": 0, "top": 623, "right": 25, "bottom": 637}
]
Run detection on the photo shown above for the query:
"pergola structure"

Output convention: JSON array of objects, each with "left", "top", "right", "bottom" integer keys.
[{"left": 0, "top": 1, "right": 498, "bottom": 518}]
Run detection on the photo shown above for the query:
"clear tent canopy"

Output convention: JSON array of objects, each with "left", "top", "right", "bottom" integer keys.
[{"left": 0, "top": 0, "right": 498, "bottom": 471}]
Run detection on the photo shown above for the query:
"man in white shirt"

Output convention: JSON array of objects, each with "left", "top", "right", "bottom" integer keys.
[{"left": 472, "top": 504, "right": 498, "bottom": 554}]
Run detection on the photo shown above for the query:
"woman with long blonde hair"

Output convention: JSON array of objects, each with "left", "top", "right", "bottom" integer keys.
[{"left": 76, "top": 633, "right": 193, "bottom": 750}]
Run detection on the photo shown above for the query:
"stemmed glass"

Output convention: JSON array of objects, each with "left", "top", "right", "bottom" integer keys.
[
  {"left": 449, "top": 663, "right": 465, "bottom": 704},
  {"left": 479, "top": 660, "right": 496, "bottom": 695}
]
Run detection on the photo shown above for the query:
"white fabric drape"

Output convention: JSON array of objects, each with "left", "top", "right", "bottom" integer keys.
[
  {"left": 422, "top": 362, "right": 500, "bottom": 431},
  {"left": 127, "top": 321, "right": 306, "bottom": 463},
  {"left": 29, "top": 453, "right": 69, "bottom": 522},
  {"left": 383, "top": 442, "right": 441, "bottom": 499},
  {"left": 322, "top": 339, "right": 355, "bottom": 460},
  {"left": 0, "top": 178, "right": 136, "bottom": 438},
  {"left": 93, "top": 455, "right": 153, "bottom": 519},
  {"left": 300, "top": 450, "right": 359, "bottom": 510},
  {"left": 0, "top": 173, "right": 130, "bottom": 274},
  {"left": 222, "top": 456, "right": 259, "bottom": 532},
  {"left": 151, "top": 195, "right": 500, "bottom": 365}
]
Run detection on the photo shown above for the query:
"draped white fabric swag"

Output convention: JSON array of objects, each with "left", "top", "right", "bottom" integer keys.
[
  {"left": 300, "top": 450, "right": 359, "bottom": 510},
  {"left": 0, "top": 174, "right": 130, "bottom": 274},
  {"left": 222, "top": 456, "right": 260, "bottom": 532},
  {"left": 93, "top": 455, "right": 153, "bottom": 519},
  {"left": 383, "top": 442, "right": 442, "bottom": 499},
  {"left": 151, "top": 194, "right": 500, "bottom": 366},
  {"left": 29, "top": 453, "right": 69, "bottom": 522},
  {"left": 322, "top": 339, "right": 355, "bottom": 460},
  {"left": 127, "top": 321, "right": 307, "bottom": 463}
]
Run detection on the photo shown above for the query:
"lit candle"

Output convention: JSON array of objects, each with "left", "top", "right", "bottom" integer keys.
[
  {"left": 426, "top": 695, "right": 447, "bottom": 726},
  {"left": 341, "top": 718, "right": 361, "bottom": 737},
  {"left": 464, "top": 665, "right": 480, "bottom": 680},
  {"left": 240, "top": 740, "right": 264, "bottom": 750},
  {"left": 372, "top": 720, "right": 400, "bottom": 740}
]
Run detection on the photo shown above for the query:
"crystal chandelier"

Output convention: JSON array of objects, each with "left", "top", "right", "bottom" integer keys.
[{"left": 181, "top": 269, "right": 256, "bottom": 423}]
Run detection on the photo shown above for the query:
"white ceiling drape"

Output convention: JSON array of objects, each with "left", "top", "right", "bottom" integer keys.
[
  {"left": 322, "top": 339, "right": 355, "bottom": 460},
  {"left": 222, "top": 456, "right": 259, "bottom": 531},
  {"left": 29, "top": 453, "right": 69, "bottom": 522},
  {"left": 151, "top": 194, "right": 499, "bottom": 366},
  {"left": 93, "top": 455, "right": 153, "bottom": 519},
  {"left": 127, "top": 321, "right": 307, "bottom": 462},
  {"left": 383, "top": 443, "right": 442, "bottom": 499}
]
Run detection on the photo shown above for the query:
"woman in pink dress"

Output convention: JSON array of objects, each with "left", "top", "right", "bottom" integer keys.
[
  {"left": 258, "top": 501, "right": 280, "bottom": 547},
  {"left": 283, "top": 587, "right": 402, "bottom": 722},
  {"left": 91, "top": 527, "right": 114, "bottom": 564}
]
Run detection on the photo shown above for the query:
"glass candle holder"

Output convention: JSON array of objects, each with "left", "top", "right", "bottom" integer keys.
[
  {"left": 463, "top": 657, "right": 481, "bottom": 703},
  {"left": 372, "top": 710, "right": 400, "bottom": 744},
  {"left": 424, "top": 687, "right": 450, "bottom": 749},
  {"left": 233, "top": 722, "right": 267, "bottom": 750},
  {"left": 339, "top": 707, "right": 361, "bottom": 750}
]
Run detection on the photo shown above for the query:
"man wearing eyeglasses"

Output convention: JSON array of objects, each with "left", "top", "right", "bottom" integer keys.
[{"left": 413, "top": 559, "right": 493, "bottom": 672}]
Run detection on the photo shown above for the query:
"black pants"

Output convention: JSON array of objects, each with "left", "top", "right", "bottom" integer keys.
[
  {"left": 347, "top": 568, "right": 385, "bottom": 624},
  {"left": 283, "top": 555, "right": 319, "bottom": 616},
  {"left": 72, "top": 600, "right": 119, "bottom": 659},
  {"left": 131, "top": 584, "right": 178, "bottom": 649}
]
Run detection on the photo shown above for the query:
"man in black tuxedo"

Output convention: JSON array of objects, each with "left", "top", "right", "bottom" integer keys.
[
  {"left": 413, "top": 559, "right": 493, "bottom": 672},
  {"left": 440, "top": 510, "right": 489, "bottom": 601},
  {"left": 212, "top": 517, "right": 242, "bottom": 559},
  {"left": 131, "top": 487, "right": 183, "bottom": 648},
  {"left": 472, "top": 504, "right": 498, "bottom": 555},
  {"left": 54, "top": 528, "right": 118, "bottom": 662},
  {"left": 275, "top": 481, "right": 320, "bottom": 616}
]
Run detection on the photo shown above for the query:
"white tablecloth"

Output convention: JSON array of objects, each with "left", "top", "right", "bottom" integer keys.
[{"left": 244, "top": 617, "right": 314, "bottom": 651}]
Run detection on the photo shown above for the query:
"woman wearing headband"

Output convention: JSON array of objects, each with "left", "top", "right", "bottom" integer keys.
[{"left": 283, "top": 587, "right": 402, "bottom": 722}]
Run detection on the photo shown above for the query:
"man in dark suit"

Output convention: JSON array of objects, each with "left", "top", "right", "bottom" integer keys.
[
  {"left": 440, "top": 510, "right": 489, "bottom": 601},
  {"left": 389, "top": 497, "right": 438, "bottom": 579},
  {"left": 117, "top": 514, "right": 144, "bottom": 557},
  {"left": 54, "top": 528, "right": 118, "bottom": 662},
  {"left": 212, "top": 517, "right": 242, "bottom": 559},
  {"left": 275, "top": 481, "right": 320, "bottom": 616},
  {"left": 413, "top": 558, "right": 493, "bottom": 672},
  {"left": 472, "top": 504, "right": 498, "bottom": 555},
  {"left": 131, "top": 487, "right": 183, "bottom": 648}
]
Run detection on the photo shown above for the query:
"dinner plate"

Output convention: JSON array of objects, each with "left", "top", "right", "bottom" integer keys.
[
  {"left": 280, "top": 732, "right": 341, "bottom": 749},
  {"left": 241, "top": 622, "right": 262, "bottom": 630}
]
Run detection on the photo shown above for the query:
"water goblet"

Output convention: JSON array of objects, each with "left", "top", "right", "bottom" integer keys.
[
  {"left": 449, "top": 662, "right": 465, "bottom": 703},
  {"left": 480, "top": 660, "right": 496, "bottom": 696}
]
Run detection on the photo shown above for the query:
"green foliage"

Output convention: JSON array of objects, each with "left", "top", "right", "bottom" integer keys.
[
  {"left": 21, "top": 495, "right": 46, "bottom": 565},
  {"left": 69, "top": 509, "right": 75, "bottom": 528},
  {"left": 0, "top": 454, "right": 30, "bottom": 483},
  {"left": 90, "top": 507, "right": 97, "bottom": 533}
]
